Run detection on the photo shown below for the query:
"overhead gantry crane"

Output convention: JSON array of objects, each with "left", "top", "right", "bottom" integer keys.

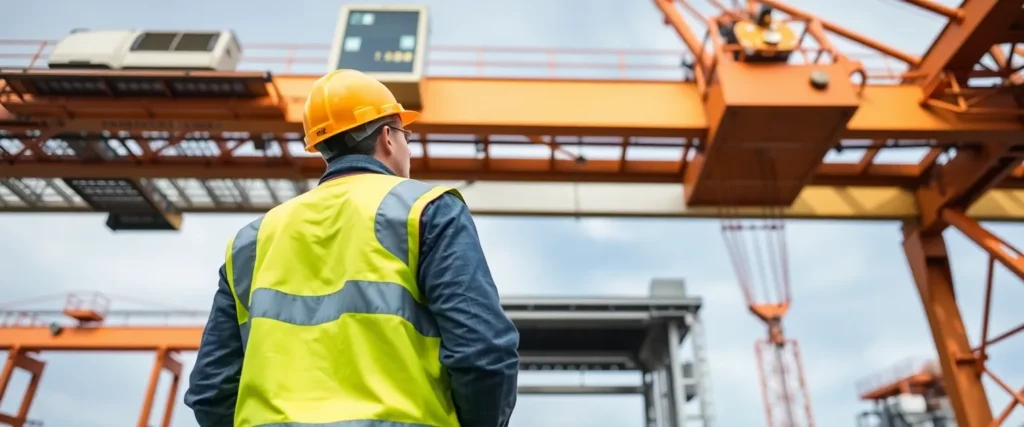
[{"left": 0, "top": 1, "right": 1023, "bottom": 426}]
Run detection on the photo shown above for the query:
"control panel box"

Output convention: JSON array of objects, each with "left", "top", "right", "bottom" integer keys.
[{"left": 327, "top": 4, "right": 429, "bottom": 109}]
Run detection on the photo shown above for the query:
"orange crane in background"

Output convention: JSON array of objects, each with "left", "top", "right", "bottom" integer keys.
[
  {"left": 0, "top": 1, "right": 1023, "bottom": 426},
  {"left": 857, "top": 359, "right": 950, "bottom": 424}
]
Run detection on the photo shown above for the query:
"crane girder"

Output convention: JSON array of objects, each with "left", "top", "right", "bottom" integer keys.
[{"left": 2, "top": 71, "right": 1024, "bottom": 221}]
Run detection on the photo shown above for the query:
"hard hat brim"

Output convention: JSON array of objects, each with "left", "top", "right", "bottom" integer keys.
[{"left": 397, "top": 110, "right": 420, "bottom": 127}]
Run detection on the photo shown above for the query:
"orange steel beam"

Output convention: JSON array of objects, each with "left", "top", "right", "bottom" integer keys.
[
  {"left": 915, "top": 142, "right": 1018, "bottom": 234},
  {"left": 1, "top": 81, "right": 1023, "bottom": 195},
  {"left": 901, "top": 100, "right": 1021, "bottom": 427},
  {"left": 901, "top": 0, "right": 965, "bottom": 20},
  {"left": 0, "top": 348, "right": 44, "bottom": 427},
  {"left": 0, "top": 326, "right": 202, "bottom": 351},
  {"left": 3, "top": 76, "right": 1023, "bottom": 141},
  {"left": 944, "top": 209, "right": 1024, "bottom": 278},
  {"left": 0, "top": 324, "right": 189, "bottom": 427},
  {"left": 0, "top": 154, "right": 929, "bottom": 184},
  {"left": 893, "top": 1, "right": 1024, "bottom": 418},
  {"left": 901, "top": 211, "right": 1024, "bottom": 425},
  {"left": 138, "top": 349, "right": 183, "bottom": 427},
  {"left": 845, "top": 85, "right": 1022, "bottom": 139},
  {"left": 904, "top": 0, "right": 1024, "bottom": 232},
  {"left": 902, "top": 227, "right": 993, "bottom": 426},
  {"left": 0, "top": 75, "right": 709, "bottom": 138},
  {"left": 754, "top": 0, "right": 920, "bottom": 65},
  {"left": 653, "top": 0, "right": 709, "bottom": 70},
  {"left": 912, "top": 0, "right": 1024, "bottom": 85}
]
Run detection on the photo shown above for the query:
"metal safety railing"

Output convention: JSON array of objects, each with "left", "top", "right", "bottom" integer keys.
[
  {"left": 0, "top": 39, "right": 50, "bottom": 68},
  {"left": 0, "top": 39, "right": 695, "bottom": 81},
  {"left": 854, "top": 357, "right": 938, "bottom": 397},
  {"left": 0, "top": 38, "right": 911, "bottom": 85},
  {"left": 0, "top": 311, "right": 44, "bottom": 328},
  {"left": 0, "top": 291, "right": 209, "bottom": 328}
]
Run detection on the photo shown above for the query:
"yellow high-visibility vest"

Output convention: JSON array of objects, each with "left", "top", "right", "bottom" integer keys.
[{"left": 223, "top": 172, "right": 464, "bottom": 427}]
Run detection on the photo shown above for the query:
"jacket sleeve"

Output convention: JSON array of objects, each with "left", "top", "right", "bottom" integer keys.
[
  {"left": 183, "top": 264, "right": 244, "bottom": 427},
  {"left": 418, "top": 193, "right": 521, "bottom": 427}
]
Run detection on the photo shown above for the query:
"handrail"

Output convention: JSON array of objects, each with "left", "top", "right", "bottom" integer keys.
[
  {"left": 854, "top": 357, "right": 938, "bottom": 397},
  {"left": 0, "top": 38, "right": 911, "bottom": 83},
  {"left": 0, "top": 39, "right": 695, "bottom": 81}
]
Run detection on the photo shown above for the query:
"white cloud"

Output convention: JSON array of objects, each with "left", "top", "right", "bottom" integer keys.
[{"left": 576, "top": 218, "right": 631, "bottom": 242}]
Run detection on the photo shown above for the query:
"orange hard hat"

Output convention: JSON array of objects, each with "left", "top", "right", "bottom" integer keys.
[{"left": 301, "top": 69, "right": 420, "bottom": 153}]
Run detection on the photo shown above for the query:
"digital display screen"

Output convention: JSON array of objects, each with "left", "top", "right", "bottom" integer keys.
[{"left": 337, "top": 10, "right": 421, "bottom": 73}]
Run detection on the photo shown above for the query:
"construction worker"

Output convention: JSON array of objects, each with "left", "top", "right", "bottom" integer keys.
[{"left": 183, "top": 69, "right": 520, "bottom": 427}]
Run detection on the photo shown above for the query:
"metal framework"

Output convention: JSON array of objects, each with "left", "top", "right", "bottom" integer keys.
[
  {"left": 722, "top": 216, "right": 814, "bottom": 427},
  {"left": 0, "top": 0, "right": 1023, "bottom": 426},
  {"left": 856, "top": 358, "right": 952, "bottom": 425},
  {"left": 0, "top": 280, "right": 714, "bottom": 427}
]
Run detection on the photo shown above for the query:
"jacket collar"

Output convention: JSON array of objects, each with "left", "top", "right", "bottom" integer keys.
[{"left": 319, "top": 154, "right": 396, "bottom": 185}]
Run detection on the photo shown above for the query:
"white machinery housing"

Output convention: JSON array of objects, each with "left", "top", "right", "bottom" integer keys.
[{"left": 47, "top": 29, "right": 242, "bottom": 72}]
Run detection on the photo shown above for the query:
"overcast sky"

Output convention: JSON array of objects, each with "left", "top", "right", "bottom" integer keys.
[{"left": 2, "top": 0, "right": 1022, "bottom": 426}]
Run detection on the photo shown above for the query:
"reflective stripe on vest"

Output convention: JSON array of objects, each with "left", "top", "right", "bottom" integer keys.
[
  {"left": 225, "top": 216, "right": 261, "bottom": 351},
  {"left": 256, "top": 421, "right": 442, "bottom": 427},
  {"left": 224, "top": 173, "right": 463, "bottom": 427}
]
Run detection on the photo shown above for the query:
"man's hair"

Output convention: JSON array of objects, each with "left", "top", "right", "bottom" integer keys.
[{"left": 315, "top": 115, "right": 401, "bottom": 161}]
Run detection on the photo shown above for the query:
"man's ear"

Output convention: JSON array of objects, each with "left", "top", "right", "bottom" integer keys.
[{"left": 377, "top": 126, "right": 395, "bottom": 155}]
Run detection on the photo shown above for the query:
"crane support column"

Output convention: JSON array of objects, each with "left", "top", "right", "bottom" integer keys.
[
  {"left": 137, "top": 348, "right": 183, "bottom": 427},
  {"left": 667, "top": 321, "right": 688, "bottom": 427},
  {"left": 901, "top": 226, "right": 992, "bottom": 426},
  {"left": 0, "top": 348, "right": 44, "bottom": 427},
  {"left": 643, "top": 372, "right": 657, "bottom": 427}
]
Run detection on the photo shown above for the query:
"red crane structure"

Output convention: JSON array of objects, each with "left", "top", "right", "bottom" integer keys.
[{"left": 0, "top": 1, "right": 1023, "bottom": 426}]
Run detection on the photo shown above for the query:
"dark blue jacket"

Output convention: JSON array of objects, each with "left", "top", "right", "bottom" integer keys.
[{"left": 184, "top": 155, "right": 520, "bottom": 427}]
